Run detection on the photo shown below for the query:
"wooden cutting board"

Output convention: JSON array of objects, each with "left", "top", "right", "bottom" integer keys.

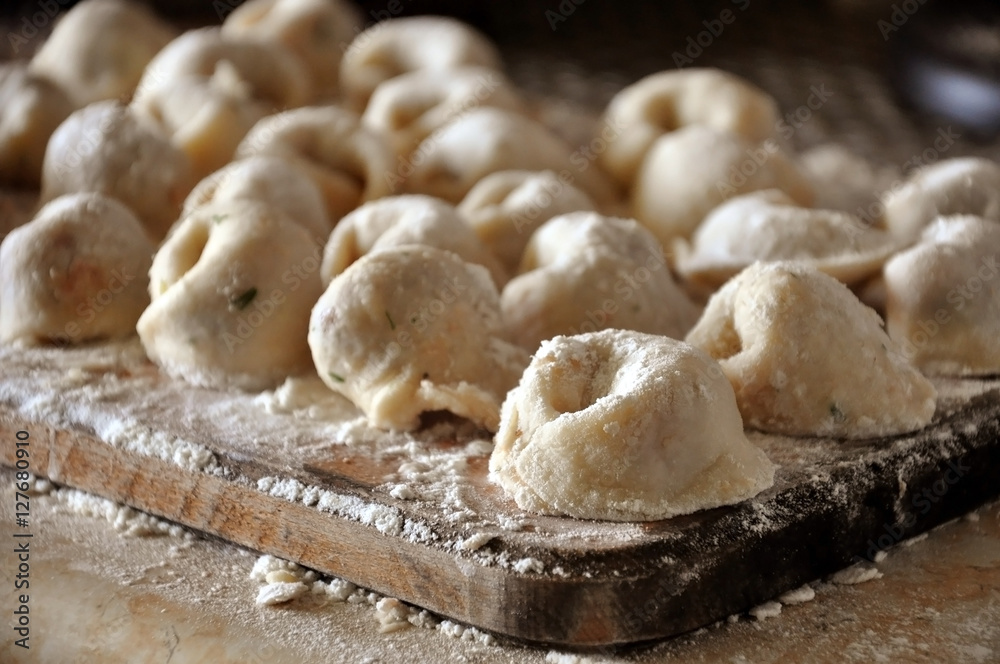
[{"left": 1, "top": 340, "right": 999, "bottom": 648}]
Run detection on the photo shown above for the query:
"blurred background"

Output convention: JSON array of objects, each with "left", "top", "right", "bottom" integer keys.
[{"left": 3, "top": 0, "right": 999, "bottom": 163}]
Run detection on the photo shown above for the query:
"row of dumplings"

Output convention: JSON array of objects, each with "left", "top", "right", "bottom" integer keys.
[{"left": 2, "top": 7, "right": 998, "bottom": 447}]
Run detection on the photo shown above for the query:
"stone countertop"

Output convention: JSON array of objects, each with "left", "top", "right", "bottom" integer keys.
[{"left": 1, "top": 470, "right": 997, "bottom": 664}]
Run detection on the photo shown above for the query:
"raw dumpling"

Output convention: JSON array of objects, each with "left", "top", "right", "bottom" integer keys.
[
  {"left": 40, "top": 100, "right": 195, "bottom": 241},
  {"left": 138, "top": 200, "right": 323, "bottom": 391},
  {"left": 182, "top": 156, "right": 331, "bottom": 243},
  {"left": 362, "top": 67, "right": 526, "bottom": 158},
  {"left": 489, "top": 329, "right": 776, "bottom": 521},
  {"left": 458, "top": 170, "right": 596, "bottom": 274},
  {"left": 502, "top": 212, "right": 700, "bottom": 350},
  {"left": 882, "top": 157, "right": 1000, "bottom": 245},
  {"left": 221, "top": 0, "right": 363, "bottom": 100},
  {"left": 401, "top": 107, "right": 617, "bottom": 207},
  {"left": 686, "top": 262, "right": 936, "bottom": 438},
  {"left": 339, "top": 16, "right": 503, "bottom": 110},
  {"left": 320, "top": 195, "right": 507, "bottom": 287},
  {"left": 599, "top": 68, "right": 780, "bottom": 187},
  {"left": 133, "top": 27, "right": 309, "bottom": 113},
  {"left": 1, "top": 193, "right": 153, "bottom": 345},
  {"left": 28, "top": 0, "right": 177, "bottom": 106},
  {"left": 235, "top": 105, "right": 394, "bottom": 222},
  {"left": 885, "top": 215, "right": 1000, "bottom": 376},
  {"left": 0, "top": 63, "right": 74, "bottom": 187},
  {"left": 631, "top": 125, "right": 814, "bottom": 247},
  {"left": 309, "top": 245, "right": 529, "bottom": 431},
  {"left": 674, "top": 189, "right": 899, "bottom": 294}
]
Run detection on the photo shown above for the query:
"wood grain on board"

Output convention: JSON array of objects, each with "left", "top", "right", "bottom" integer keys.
[{"left": 1, "top": 342, "right": 999, "bottom": 647}]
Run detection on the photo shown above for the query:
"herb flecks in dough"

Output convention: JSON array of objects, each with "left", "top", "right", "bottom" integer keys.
[
  {"left": 230, "top": 287, "right": 258, "bottom": 311},
  {"left": 329, "top": 371, "right": 345, "bottom": 383},
  {"left": 385, "top": 310, "right": 396, "bottom": 330}
]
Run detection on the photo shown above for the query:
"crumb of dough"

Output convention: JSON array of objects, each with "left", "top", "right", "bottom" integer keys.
[
  {"left": 750, "top": 601, "right": 782, "bottom": 620},
  {"left": 777, "top": 585, "right": 816, "bottom": 605},
  {"left": 513, "top": 557, "right": 545, "bottom": 574},
  {"left": 375, "top": 597, "right": 413, "bottom": 633},
  {"left": 256, "top": 581, "right": 309, "bottom": 606},
  {"left": 830, "top": 564, "right": 883, "bottom": 585},
  {"left": 460, "top": 532, "right": 495, "bottom": 551}
]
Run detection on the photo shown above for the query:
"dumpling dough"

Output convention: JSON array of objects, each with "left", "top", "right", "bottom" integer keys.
[
  {"left": 0, "top": 63, "right": 75, "bottom": 187},
  {"left": 882, "top": 157, "right": 1000, "bottom": 245},
  {"left": 502, "top": 212, "right": 700, "bottom": 350},
  {"left": 40, "top": 100, "right": 195, "bottom": 241},
  {"left": 235, "top": 105, "right": 393, "bottom": 222},
  {"left": 339, "top": 16, "right": 503, "bottom": 110},
  {"left": 686, "top": 262, "right": 936, "bottom": 438},
  {"left": 138, "top": 200, "right": 324, "bottom": 391},
  {"left": 362, "top": 67, "right": 526, "bottom": 158},
  {"left": 221, "top": 0, "right": 363, "bottom": 100},
  {"left": 183, "top": 156, "right": 331, "bottom": 243},
  {"left": 632, "top": 125, "right": 814, "bottom": 246},
  {"left": 599, "top": 68, "right": 780, "bottom": 187},
  {"left": 458, "top": 170, "right": 596, "bottom": 274},
  {"left": 320, "top": 195, "right": 507, "bottom": 287},
  {"left": 401, "top": 107, "right": 617, "bottom": 206},
  {"left": 885, "top": 216, "right": 1000, "bottom": 376},
  {"left": 308, "top": 245, "right": 529, "bottom": 431},
  {"left": 489, "top": 329, "right": 776, "bottom": 521},
  {"left": 28, "top": 0, "right": 177, "bottom": 106},
  {"left": 0, "top": 192, "right": 153, "bottom": 345},
  {"left": 675, "top": 189, "right": 899, "bottom": 294}
]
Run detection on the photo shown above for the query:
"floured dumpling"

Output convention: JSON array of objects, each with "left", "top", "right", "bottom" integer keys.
[
  {"left": 458, "top": 170, "right": 596, "bottom": 274},
  {"left": 221, "top": 0, "right": 363, "bottom": 100},
  {"left": 28, "top": 0, "right": 177, "bottom": 106},
  {"left": 1, "top": 193, "right": 153, "bottom": 345},
  {"left": 632, "top": 125, "right": 814, "bottom": 247},
  {"left": 502, "top": 212, "right": 700, "bottom": 350},
  {"left": 182, "top": 156, "right": 331, "bottom": 243},
  {"left": 309, "top": 245, "right": 529, "bottom": 431},
  {"left": 401, "top": 107, "right": 617, "bottom": 207},
  {"left": 40, "top": 100, "right": 195, "bottom": 241},
  {"left": 339, "top": 16, "right": 503, "bottom": 110},
  {"left": 362, "top": 67, "right": 526, "bottom": 158},
  {"left": 885, "top": 216, "right": 1000, "bottom": 376},
  {"left": 320, "top": 195, "right": 506, "bottom": 287},
  {"left": 883, "top": 157, "right": 1000, "bottom": 245},
  {"left": 489, "top": 329, "right": 776, "bottom": 521},
  {"left": 674, "top": 189, "right": 899, "bottom": 294},
  {"left": 138, "top": 200, "right": 323, "bottom": 391},
  {"left": 686, "top": 262, "right": 936, "bottom": 438},
  {"left": 235, "top": 105, "right": 393, "bottom": 222},
  {"left": 599, "top": 68, "right": 780, "bottom": 187},
  {"left": 0, "top": 63, "right": 75, "bottom": 188}
]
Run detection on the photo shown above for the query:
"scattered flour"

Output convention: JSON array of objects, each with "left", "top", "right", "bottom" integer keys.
[
  {"left": 513, "top": 557, "right": 545, "bottom": 574},
  {"left": 52, "top": 487, "right": 192, "bottom": 539}
]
